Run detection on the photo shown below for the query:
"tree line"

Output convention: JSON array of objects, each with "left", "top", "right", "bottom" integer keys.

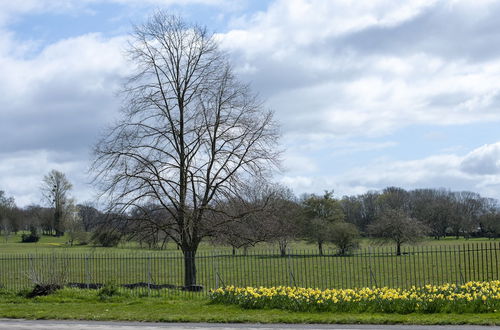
[{"left": 2, "top": 179, "right": 499, "bottom": 257}]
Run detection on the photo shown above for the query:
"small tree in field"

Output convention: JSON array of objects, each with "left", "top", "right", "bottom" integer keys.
[
  {"left": 329, "top": 221, "right": 360, "bottom": 255},
  {"left": 368, "top": 208, "right": 429, "bottom": 256},
  {"left": 301, "top": 191, "right": 344, "bottom": 255}
]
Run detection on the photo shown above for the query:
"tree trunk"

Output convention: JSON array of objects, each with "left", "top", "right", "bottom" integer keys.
[
  {"left": 279, "top": 240, "right": 287, "bottom": 257},
  {"left": 396, "top": 243, "right": 401, "bottom": 256},
  {"left": 318, "top": 240, "right": 323, "bottom": 256},
  {"left": 232, "top": 246, "right": 236, "bottom": 256},
  {"left": 183, "top": 249, "right": 197, "bottom": 287}
]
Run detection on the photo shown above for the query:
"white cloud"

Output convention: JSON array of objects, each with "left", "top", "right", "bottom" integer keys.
[
  {"left": 0, "top": 150, "right": 94, "bottom": 207},
  {"left": 461, "top": 142, "right": 500, "bottom": 175},
  {"left": 0, "top": 32, "right": 130, "bottom": 206},
  {"left": 0, "top": 32, "right": 129, "bottom": 150},
  {"left": 218, "top": 0, "right": 500, "bottom": 140},
  {"left": 281, "top": 142, "right": 500, "bottom": 200}
]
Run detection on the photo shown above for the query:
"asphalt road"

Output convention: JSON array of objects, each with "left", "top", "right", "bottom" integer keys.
[{"left": 0, "top": 320, "right": 498, "bottom": 330}]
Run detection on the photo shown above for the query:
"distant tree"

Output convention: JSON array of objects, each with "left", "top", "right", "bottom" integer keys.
[
  {"left": 210, "top": 183, "right": 296, "bottom": 256},
  {"left": 368, "top": 208, "right": 429, "bottom": 256},
  {"left": 126, "top": 204, "right": 171, "bottom": 249},
  {"left": 0, "top": 216, "right": 13, "bottom": 242},
  {"left": 77, "top": 202, "right": 103, "bottom": 232},
  {"left": 340, "top": 196, "right": 363, "bottom": 230},
  {"left": 409, "top": 189, "right": 452, "bottom": 239},
  {"left": 358, "top": 191, "right": 379, "bottom": 232},
  {"left": 329, "top": 221, "right": 360, "bottom": 256},
  {"left": 301, "top": 191, "right": 345, "bottom": 255},
  {"left": 377, "top": 186, "right": 410, "bottom": 214},
  {"left": 64, "top": 201, "right": 89, "bottom": 246},
  {"left": 0, "top": 190, "right": 14, "bottom": 208},
  {"left": 0, "top": 191, "right": 18, "bottom": 240},
  {"left": 479, "top": 212, "right": 500, "bottom": 238},
  {"left": 41, "top": 170, "right": 73, "bottom": 236},
  {"left": 25, "top": 204, "right": 53, "bottom": 236},
  {"left": 449, "top": 191, "right": 484, "bottom": 239},
  {"left": 91, "top": 230, "right": 122, "bottom": 247},
  {"left": 260, "top": 185, "right": 301, "bottom": 257}
]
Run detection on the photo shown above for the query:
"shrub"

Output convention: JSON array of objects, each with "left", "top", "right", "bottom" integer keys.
[
  {"left": 21, "top": 227, "right": 40, "bottom": 243},
  {"left": 329, "top": 221, "right": 360, "bottom": 255},
  {"left": 25, "top": 284, "right": 62, "bottom": 298},
  {"left": 98, "top": 283, "right": 121, "bottom": 300},
  {"left": 91, "top": 230, "right": 121, "bottom": 247}
]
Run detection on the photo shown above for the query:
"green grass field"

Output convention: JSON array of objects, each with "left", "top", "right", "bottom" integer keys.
[
  {"left": 0, "top": 233, "right": 498, "bottom": 293},
  {"left": 0, "top": 232, "right": 496, "bottom": 252}
]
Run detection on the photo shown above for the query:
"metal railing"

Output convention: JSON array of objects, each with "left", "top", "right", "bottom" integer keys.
[{"left": 0, "top": 242, "right": 498, "bottom": 295}]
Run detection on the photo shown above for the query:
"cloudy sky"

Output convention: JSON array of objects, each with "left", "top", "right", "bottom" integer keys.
[{"left": 1, "top": 0, "right": 500, "bottom": 206}]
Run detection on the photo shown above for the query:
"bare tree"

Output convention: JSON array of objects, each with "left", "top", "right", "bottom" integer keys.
[
  {"left": 368, "top": 208, "right": 429, "bottom": 256},
  {"left": 77, "top": 202, "right": 104, "bottom": 232},
  {"left": 264, "top": 185, "right": 301, "bottom": 257},
  {"left": 41, "top": 170, "right": 73, "bottom": 236},
  {"left": 92, "top": 12, "right": 280, "bottom": 287},
  {"left": 0, "top": 191, "right": 15, "bottom": 241}
]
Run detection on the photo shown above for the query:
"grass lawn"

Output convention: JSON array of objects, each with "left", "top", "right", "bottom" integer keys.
[
  {"left": 0, "top": 234, "right": 499, "bottom": 292},
  {"left": 1, "top": 232, "right": 497, "bottom": 254},
  {"left": 0, "top": 289, "right": 499, "bottom": 325}
]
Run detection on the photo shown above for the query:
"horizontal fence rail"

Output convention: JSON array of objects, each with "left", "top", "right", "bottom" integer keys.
[{"left": 0, "top": 242, "right": 499, "bottom": 295}]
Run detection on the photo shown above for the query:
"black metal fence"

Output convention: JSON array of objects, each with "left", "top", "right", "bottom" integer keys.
[{"left": 0, "top": 242, "right": 498, "bottom": 295}]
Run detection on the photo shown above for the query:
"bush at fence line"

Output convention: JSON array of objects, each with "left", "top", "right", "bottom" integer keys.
[
  {"left": 98, "top": 283, "right": 122, "bottom": 300},
  {"left": 209, "top": 281, "right": 500, "bottom": 314}
]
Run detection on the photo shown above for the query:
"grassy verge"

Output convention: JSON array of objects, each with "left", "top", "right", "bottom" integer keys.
[{"left": 0, "top": 288, "right": 499, "bottom": 325}]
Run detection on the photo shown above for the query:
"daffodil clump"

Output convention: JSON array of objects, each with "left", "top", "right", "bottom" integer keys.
[{"left": 210, "top": 281, "right": 500, "bottom": 313}]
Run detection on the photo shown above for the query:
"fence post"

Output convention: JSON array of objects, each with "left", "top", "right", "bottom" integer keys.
[
  {"left": 368, "top": 247, "right": 377, "bottom": 288},
  {"left": 148, "top": 254, "right": 152, "bottom": 295},
  {"left": 287, "top": 250, "right": 295, "bottom": 287},
  {"left": 28, "top": 253, "right": 34, "bottom": 288},
  {"left": 85, "top": 254, "right": 90, "bottom": 289},
  {"left": 213, "top": 250, "right": 219, "bottom": 289}
]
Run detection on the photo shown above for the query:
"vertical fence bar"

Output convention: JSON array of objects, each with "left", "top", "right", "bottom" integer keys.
[
  {"left": 471, "top": 243, "right": 477, "bottom": 282},
  {"left": 215, "top": 251, "right": 219, "bottom": 289},
  {"left": 495, "top": 242, "right": 499, "bottom": 280},
  {"left": 147, "top": 254, "right": 151, "bottom": 295},
  {"left": 310, "top": 249, "right": 315, "bottom": 288},
  {"left": 301, "top": 250, "right": 311, "bottom": 288},
  {"left": 482, "top": 243, "right": 487, "bottom": 281},
  {"left": 492, "top": 242, "right": 497, "bottom": 280},
  {"left": 443, "top": 244, "right": 448, "bottom": 284},
  {"left": 465, "top": 243, "right": 468, "bottom": 281},
  {"left": 433, "top": 245, "right": 438, "bottom": 285},
  {"left": 422, "top": 246, "right": 432, "bottom": 284},
  {"left": 479, "top": 243, "right": 484, "bottom": 281},
  {"left": 265, "top": 249, "right": 271, "bottom": 287},
  {"left": 487, "top": 242, "right": 492, "bottom": 281}
]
